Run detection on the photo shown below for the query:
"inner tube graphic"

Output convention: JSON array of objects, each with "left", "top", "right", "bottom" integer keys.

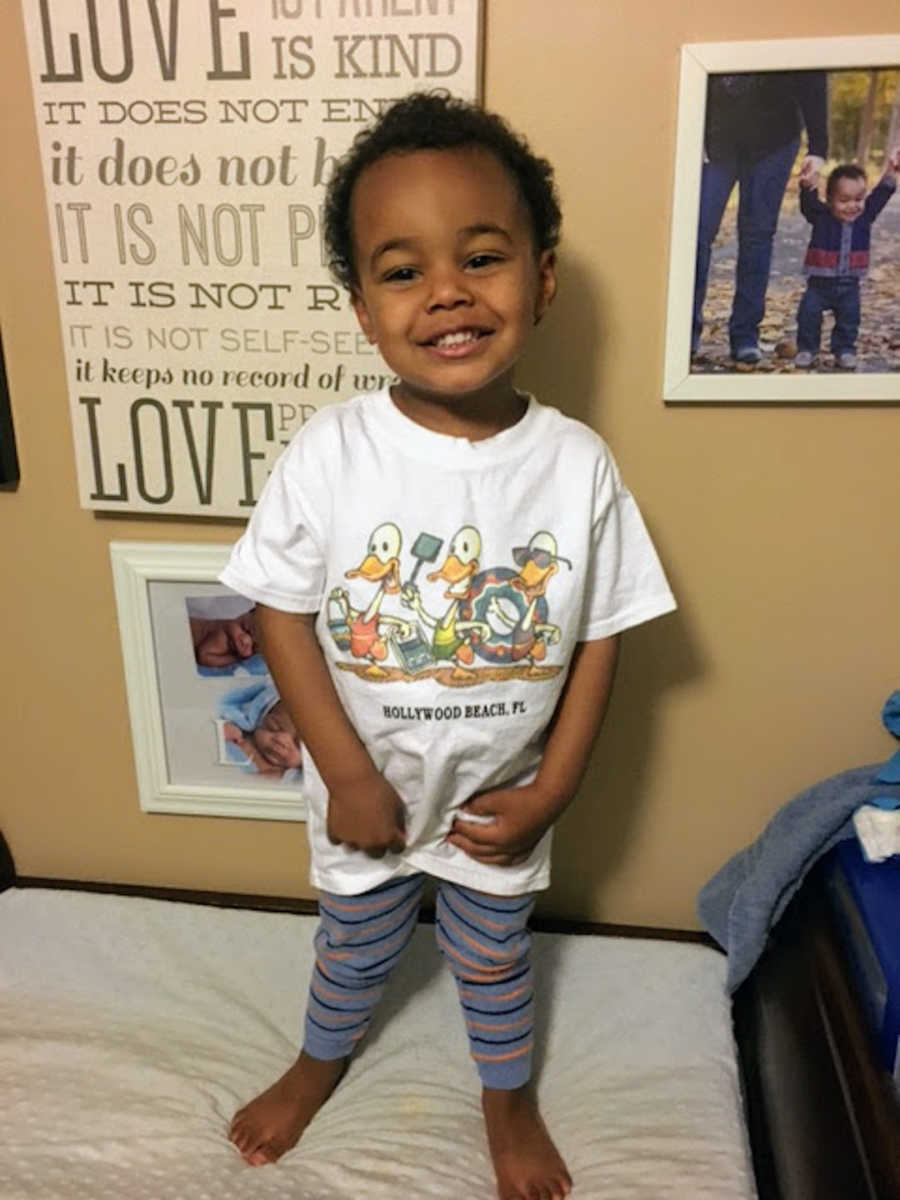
[{"left": 461, "top": 567, "right": 549, "bottom": 663}]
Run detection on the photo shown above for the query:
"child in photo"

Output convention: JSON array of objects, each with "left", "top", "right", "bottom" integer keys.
[
  {"left": 795, "top": 148, "right": 899, "bottom": 370},
  {"left": 221, "top": 92, "right": 676, "bottom": 1200}
]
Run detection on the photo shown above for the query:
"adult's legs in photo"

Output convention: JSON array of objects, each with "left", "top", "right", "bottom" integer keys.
[
  {"left": 692, "top": 157, "right": 738, "bottom": 354},
  {"left": 729, "top": 137, "right": 799, "bottom": 357}
]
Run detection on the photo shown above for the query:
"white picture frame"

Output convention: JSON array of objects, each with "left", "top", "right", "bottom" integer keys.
[
  {"left": 110, "top": 541, "right": 305, "bottom": 822},
  {"left": 663, "top": 35, "right": 900, "bottom": 403}
]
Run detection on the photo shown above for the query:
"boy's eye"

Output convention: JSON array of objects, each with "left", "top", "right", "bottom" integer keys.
[
  {"left": 466, "top": 253, "right": 503, "bottom": 270},
  {"left": 382, "top": 266, "right": 418, "bottom": 283}
]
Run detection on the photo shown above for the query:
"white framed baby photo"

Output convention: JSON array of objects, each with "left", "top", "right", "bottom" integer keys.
[
  {"left": 110, "top": 541, "right": 306, "bottom": 822},
  {"left": 663, "top": 34, "right": 900, "bottom": 402}
]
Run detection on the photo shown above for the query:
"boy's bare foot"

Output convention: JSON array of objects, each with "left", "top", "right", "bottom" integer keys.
[
  {"left": 229, "top": 1051, "right": 347, "bottom": 1166},
  {"left": 482, "top": 1085, "right": 572, "bottom": 1200}
]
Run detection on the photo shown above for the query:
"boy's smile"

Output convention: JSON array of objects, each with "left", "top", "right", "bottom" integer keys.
[
  {"left": 348, "top": 146, "right": 556, "bottom": 436},
  {"left": 828, "top": 177, "right": 866, "bottom": 223}
]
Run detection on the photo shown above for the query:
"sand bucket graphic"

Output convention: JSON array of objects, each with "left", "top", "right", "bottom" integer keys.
[{"left": 326, "top": 596, "right": 351, "bottom": 651}]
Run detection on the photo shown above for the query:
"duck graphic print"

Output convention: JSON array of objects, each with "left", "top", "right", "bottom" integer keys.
[{"left": 327, "top": 523, "right": 572, "bottom": 688}]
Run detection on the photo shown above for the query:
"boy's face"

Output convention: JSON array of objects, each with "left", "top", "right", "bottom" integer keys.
[
  {"left": 349, "top": 147, "right": 556, "bottom": 408},
  {"left": 828, "top": 177, "right": 866, "bottom": 223}
]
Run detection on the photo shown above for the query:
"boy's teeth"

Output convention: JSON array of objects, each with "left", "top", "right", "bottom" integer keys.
[{"left": 435, "top": 330, "right": 478, "bottom": 347}]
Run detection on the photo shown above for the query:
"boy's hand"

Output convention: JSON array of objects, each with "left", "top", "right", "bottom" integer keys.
[
  {"left": 798, "top": 155, "right": 824, "bottom": 187},
  {"left": 887, "top": 146, "right": 900, "bottom": 175},
  {"left": 447, "top": 783, "right": 558, "bottom": 867},
  {"left": 327, "top": 773, "right": 406, "bottom": 857}
]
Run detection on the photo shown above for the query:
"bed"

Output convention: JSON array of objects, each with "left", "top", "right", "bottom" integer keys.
[{"left": 1, "top": 834, "right": 897, "bottom": 1200}]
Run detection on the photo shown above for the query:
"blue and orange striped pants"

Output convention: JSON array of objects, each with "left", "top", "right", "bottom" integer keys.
[{"left": 304, "top": 874, "right": 536, "bottom": 1090}]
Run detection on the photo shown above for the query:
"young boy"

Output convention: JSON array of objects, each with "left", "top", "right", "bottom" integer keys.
[
  {"left": 795, "top": 150, "right": 899, "bottom": 370},
  {"left": 220, "top": 92, "right": 676, "bottom": 1200}
]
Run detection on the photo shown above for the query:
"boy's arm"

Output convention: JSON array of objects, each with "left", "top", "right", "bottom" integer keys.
[
  {"left": 256, "top": 605, "right": 406, "bottom": 855},
  {"left": 799, "top": 181, "right": 825, "bottom": 223},
  {"left": 865, "top": 156, "right": 898, "bottom": 221},
  {"left": 447, "top": 635, "right": 620, "bottom": 866}
]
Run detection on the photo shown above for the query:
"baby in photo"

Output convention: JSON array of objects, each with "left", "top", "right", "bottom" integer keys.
[
  {"left": 218, "top": 681, "right": 303, "bottom": 780},
  {"left": 794, "top": 147, "right": 899, "bottom": 370}
]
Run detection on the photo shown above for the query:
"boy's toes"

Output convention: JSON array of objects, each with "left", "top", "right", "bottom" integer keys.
[
  {"left": 228, "top": 1124, "right": 250, "bottom": 1153},
  {"left": 229, "top": 1121, "right": 266, "bottom": 1162}
]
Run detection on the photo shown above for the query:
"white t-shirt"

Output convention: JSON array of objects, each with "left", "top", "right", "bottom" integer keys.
[{"left": 221, "top": 390, "right": 676, "bottom": 896}]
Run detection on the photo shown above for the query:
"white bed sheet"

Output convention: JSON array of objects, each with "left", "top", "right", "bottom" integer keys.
[{"left": 0, "top": 888, "right": 756, "bottom": 1199}]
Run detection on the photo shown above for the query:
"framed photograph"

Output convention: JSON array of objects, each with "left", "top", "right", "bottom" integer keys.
[
  {"left": 0, "top": 332, "right": 19, "bottom": 487},
  {"left": 664, "top": 35, "right": 900, "bottom": 402},
  {"left": 110, "top": 541, "right": 305, "bottom": 822}
]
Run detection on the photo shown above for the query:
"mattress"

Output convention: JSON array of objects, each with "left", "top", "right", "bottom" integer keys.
[{"left": 0, "top": 888, "right": 756, "bottom": 1199}]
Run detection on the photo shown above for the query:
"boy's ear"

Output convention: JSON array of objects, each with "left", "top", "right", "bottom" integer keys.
[
  {"left": 351, "top": 287, "right": 378, "bottom": 344},
  {"left": 534, "top": 251, "right": 557, "bottom": 324}
]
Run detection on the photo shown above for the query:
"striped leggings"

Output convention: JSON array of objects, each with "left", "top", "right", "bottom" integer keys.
[{"left": 304, "top": 873, "right": 536, "bottom": 1090}]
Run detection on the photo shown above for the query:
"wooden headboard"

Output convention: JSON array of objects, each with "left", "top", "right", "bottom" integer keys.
[
  {"left": 0, "top": 832, "right": 13, "bottom": 892},
  {"left": 733, "top": 859, "right": 900, "bottom": 1200}
]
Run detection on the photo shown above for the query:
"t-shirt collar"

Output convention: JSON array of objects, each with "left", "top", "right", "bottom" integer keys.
[{"left": 370, "top": 387, "right": 541, "bottom": 467}]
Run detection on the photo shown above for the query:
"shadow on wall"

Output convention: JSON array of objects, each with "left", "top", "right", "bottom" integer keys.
[
  {"left": 518, "top": 250, "right": 607, "bottom": 428},
  {"left": 540, "top": 553, "right": 704, "bottom": 922},
  {"left": 515, "top": 249, "right": 704, "bottom": 919}
]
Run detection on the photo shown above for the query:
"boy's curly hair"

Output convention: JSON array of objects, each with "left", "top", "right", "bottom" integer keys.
[
  {"left": 826, "top": 163, "right": 867, "bottom": 199},
  {"left": 323, "top": 91, "right": 562, "bottom": 290}
]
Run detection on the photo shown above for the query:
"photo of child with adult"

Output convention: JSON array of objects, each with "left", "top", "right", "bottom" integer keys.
[
  {"left": 692, "top": 69, "right": 827, "bottom": 366},
  {"left": 690, "top": 65, "right": 900, "bottom": 376}
]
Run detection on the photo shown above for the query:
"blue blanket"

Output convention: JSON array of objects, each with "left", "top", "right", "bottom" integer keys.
[
  {"left": 218, "top": 681, "right": 279, "bottom": 733},
  {"left": 697, "top": 763, "right": 900, "bottom": 992}
]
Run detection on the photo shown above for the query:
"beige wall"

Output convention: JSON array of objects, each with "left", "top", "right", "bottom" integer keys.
[{"left": 2, "top": 1, "right": 897, "bottom": 928}]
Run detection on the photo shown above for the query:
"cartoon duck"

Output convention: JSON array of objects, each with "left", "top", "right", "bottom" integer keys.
[
  {"left": 402, "top": 525, "right": 490, "bottom": 681},
  {"left": 329, "top": 522, "right": 412, "bottom": 679},
  {"left": 488, "top": 530, "right": 568, "bottom": 672}
]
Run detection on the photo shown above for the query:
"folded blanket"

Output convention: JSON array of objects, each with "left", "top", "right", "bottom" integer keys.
[
  {"left": 697, "top": 763, "right": 900, "bottom": 992},
  {"left": 877, "top": 688, "right": 900, "bottom": 782},
  {"left": 198, "top": 653, "right": 268, "bottom": 679},
  {"left": 218, "top": 681, "right": 279, "bottom": 733}
]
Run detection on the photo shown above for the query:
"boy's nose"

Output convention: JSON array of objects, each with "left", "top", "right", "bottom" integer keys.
[{"left": 425, "top": 268, "right": 473, "bottom": 311}]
